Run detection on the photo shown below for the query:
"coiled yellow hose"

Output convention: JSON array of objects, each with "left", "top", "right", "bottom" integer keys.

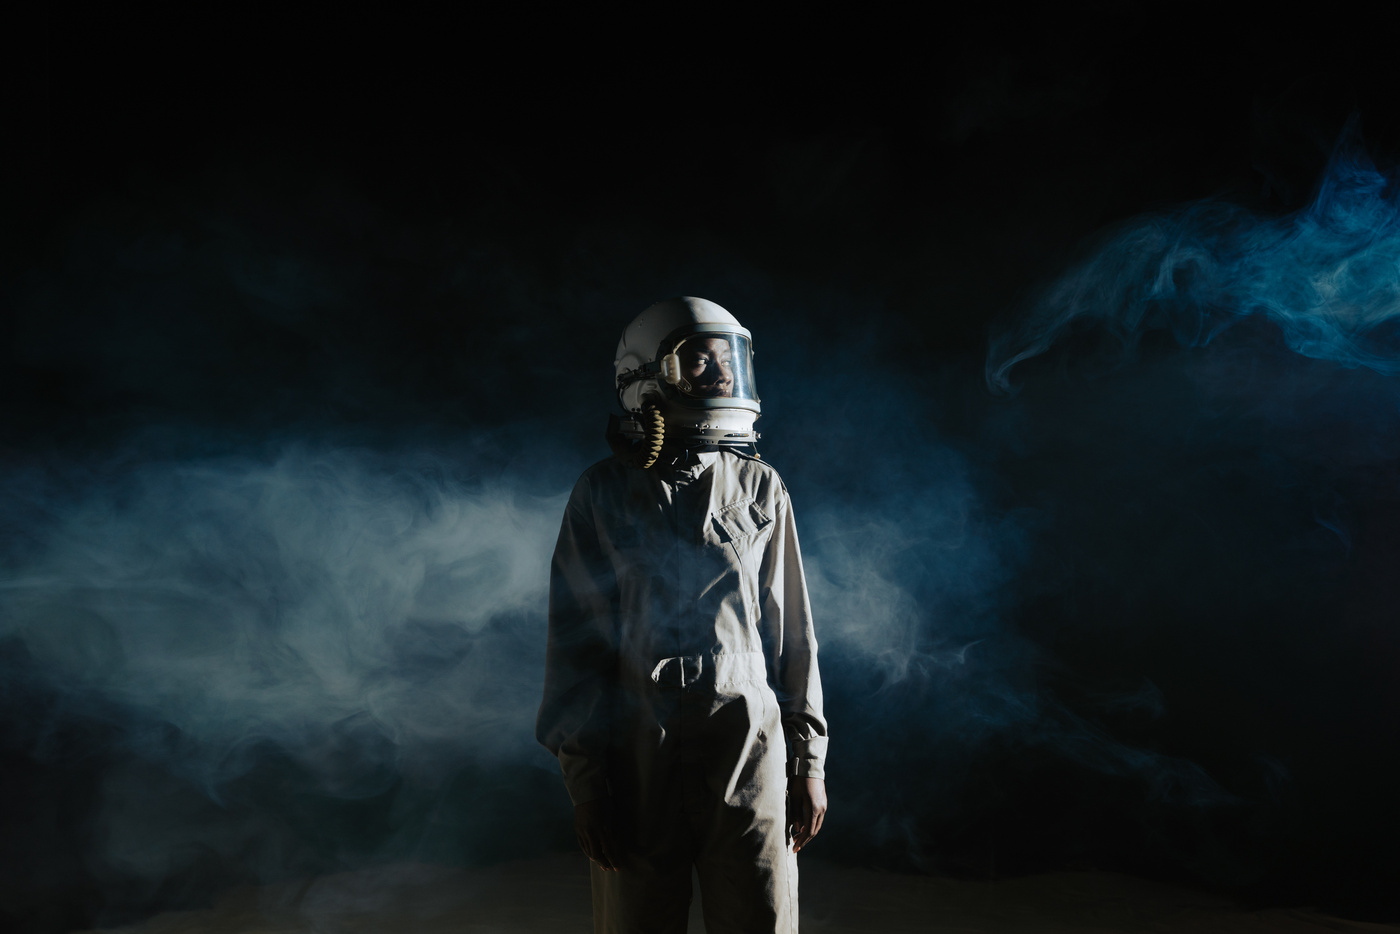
[{"left": 610, "top": 403, "right": 665, "bottom": 469}]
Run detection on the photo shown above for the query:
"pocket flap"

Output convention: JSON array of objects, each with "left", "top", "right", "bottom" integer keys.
[{"left": 711, "top": 498, "right": 772, "bottom": 542}]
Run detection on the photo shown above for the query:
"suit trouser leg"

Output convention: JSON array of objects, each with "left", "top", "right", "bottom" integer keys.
[
  {"left": 591, "top": 855, "right": 692, "bottom": 934},
  {"left": 691, "top": 744, "right": 797, "bottom": 934},
  {"left": 592, "top": 683, "right": 794, "bottom": 933},
  {"left": 591, "top": 746, "right": 694, "bottom": 934},
  {"left": 589, "top": 765, "right": 794, "bottom": 934}
]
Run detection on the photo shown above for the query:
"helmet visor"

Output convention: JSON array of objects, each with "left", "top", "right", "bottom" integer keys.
[{"left": 667, "top": 332, "right": 757, "bottom": 403}]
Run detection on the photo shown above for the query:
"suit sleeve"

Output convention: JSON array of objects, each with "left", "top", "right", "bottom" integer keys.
[
  {"left": 535, "top": 474, "right": 616, "bottom": 806},
  {"left": 761, "top": 481, "right": 829, "bottom": 780}
]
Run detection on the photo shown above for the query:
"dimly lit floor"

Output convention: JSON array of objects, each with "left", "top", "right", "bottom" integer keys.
[{"left": 78, "top": 854, "right": 1400, "bottom": 933}]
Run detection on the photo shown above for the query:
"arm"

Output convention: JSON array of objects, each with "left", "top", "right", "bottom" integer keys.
[
  {"left": 535, "top": 476, "right": 620, "bottom": 867},
  {"left": 761, "top": 482, "right": 830, "bottom": 851}
]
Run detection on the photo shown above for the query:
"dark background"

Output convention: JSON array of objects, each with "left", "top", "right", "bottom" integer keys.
[{"left": 5, "top": 5, "right": 1400, "bottom": 932}]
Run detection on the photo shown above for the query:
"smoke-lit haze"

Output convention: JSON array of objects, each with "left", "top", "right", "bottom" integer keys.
[
  {"left": 7, "top": 9, "right": 1400, "bottom": 930},
  {"left": 2, "top": 163, "right": 1334, "bottom": 921}
]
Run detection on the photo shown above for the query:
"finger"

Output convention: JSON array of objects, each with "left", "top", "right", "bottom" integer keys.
[
  {"left": 794, "top": 796, "right": 817, "bottom": 851},
  {"left": 580, "top": 829, "right": 606, "bottom": 867},
  {"left": 792, "top": 825, "right": 813, "bottom": 852},
  {"left": 809, "top": 807, "right": 825, "bottom": 840},
  {"left": 599, "top": 832, "right": 621, "bottom": 872}
]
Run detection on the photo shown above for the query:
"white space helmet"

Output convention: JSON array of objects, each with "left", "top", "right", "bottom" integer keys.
[{"left": 612, "top": 296, "right": 760, "bottom": 452}]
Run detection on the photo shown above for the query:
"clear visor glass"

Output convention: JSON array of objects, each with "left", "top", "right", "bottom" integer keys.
[{"left": 665, "top": 332, "right": 757, "bottom": 402}]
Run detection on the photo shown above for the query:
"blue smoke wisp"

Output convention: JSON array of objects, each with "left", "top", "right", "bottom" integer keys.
[{"left": 988, "top": 147, "right": 1400, "bottom": 391}]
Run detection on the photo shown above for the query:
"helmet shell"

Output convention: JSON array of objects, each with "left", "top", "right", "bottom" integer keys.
[{"left": 614, "top": 296, "right": 760, "bottom": 440}]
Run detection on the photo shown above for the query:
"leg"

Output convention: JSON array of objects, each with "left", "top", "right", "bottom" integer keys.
[
  {"left": 590, "top": 856, "right": 692, "bottom": 934},
  {"left": 593, "top": 752, "right": 696, "bottom": 934},
  {"left": 691, "top": 735, "right": 797, "bottom": 934}
]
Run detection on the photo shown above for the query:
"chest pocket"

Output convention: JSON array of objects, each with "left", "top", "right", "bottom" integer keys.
[
  {"left": 711, "top": 499, "right": 773, "bottom": 623},
  {"left": 711, "top": 499, "right": 773, "bottom": 549}
]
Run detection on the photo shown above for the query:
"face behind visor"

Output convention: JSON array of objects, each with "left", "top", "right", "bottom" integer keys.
[{"left": 659, "top": 330, "right": 758, "bottom": 405}]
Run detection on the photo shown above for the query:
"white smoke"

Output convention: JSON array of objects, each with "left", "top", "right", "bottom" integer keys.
[{"left": 0, "top": 446, "right": 566, "bottom": 795}]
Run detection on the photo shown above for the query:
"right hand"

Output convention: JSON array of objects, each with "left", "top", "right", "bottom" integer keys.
[{"left": 574, "top": 798, "right": 620, "bottom": 871}]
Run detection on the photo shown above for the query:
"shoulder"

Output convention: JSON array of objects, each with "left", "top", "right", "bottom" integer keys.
[
  {"left": 563, "top": 457, "right": 629, "bottom": 516},
  {"left": 575, "top": 457, "right": 628, "bottom": 489},
  {"left": 715, "top": 449, "right": 783, "bottom": 482},
  {"left": 712, "top": 451, "right": 790, "bottom": 506}
]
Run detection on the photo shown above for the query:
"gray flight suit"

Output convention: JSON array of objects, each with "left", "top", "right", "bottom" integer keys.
[{"left": 537, "top": 449, "right": 828, "bottom": 934}]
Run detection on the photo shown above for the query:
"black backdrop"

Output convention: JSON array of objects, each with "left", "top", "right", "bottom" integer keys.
[{"left": 5, "top": 6, "right": 1400, "bottom": 932}]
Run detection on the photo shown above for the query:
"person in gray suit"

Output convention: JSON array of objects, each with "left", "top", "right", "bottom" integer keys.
[{"left": 538, "top": 296, "right": 829, "bottom": 933}]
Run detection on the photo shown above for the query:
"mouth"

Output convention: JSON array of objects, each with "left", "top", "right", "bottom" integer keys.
[{"left": 691, "top": 382, "right": 733, "bottom": 397}]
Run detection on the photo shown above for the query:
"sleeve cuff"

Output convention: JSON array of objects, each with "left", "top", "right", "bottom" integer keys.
[{"left": 788, "top": 734, "right": 828, "bottom": 780}]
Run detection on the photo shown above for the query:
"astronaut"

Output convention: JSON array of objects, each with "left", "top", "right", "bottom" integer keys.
[{"left": 537, "top": 297, "right": 829, "bottom": 933}]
